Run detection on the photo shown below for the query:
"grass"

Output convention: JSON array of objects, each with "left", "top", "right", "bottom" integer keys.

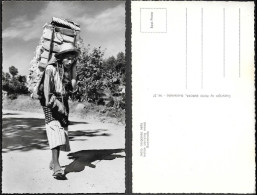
[
  {"left": 3, "top": 95, "right": 125, "bottom": 125},
  {"left": 3, "top": 95, "right": 42, "bottom": 113}
]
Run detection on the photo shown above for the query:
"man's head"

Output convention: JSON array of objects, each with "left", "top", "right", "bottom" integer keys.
[{"left": 55, "top": 43, "right": 79, "bottom": 69}]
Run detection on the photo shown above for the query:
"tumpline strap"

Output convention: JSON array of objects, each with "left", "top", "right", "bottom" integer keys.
[{"left": 48, "top": 26, "right": 55, "bottom": 62}]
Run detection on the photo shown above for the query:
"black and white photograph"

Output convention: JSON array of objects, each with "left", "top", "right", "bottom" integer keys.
[
  {"left": 2, "top": 1, "right": 126, "bottom": 193},
  {"left": 2, "top": 0, "right": 255, "bottom": 194},
  {"left": 132, "top": 1, "right": 255, "bottom": 193}
]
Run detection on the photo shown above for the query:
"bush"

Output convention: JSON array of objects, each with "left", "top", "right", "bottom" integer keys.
[
  {"left": 74, "top": 47, "right": 126, "bottom": 109},
  {"left": 3, "top": 48, "right": 125, "bottom": 112},
  {"left": 2, "top": 95, "right": 125, "bottom": 124},
  {"left": 2, "top": 95, "right": 42, "bottom": 112},
  {"left": 2, "top": 66, "right": 29, "bottom": 97},
  {"left": 7, "top": 93, "right": 18, "bottom": 100}
]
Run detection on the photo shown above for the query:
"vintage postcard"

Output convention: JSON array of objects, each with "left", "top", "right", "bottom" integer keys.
[
  {"left": 132, "top": 1, "right": 255, "bottom": 193},
  {"left": 2, "top": 1, "right": 125, "bottom": 193}
]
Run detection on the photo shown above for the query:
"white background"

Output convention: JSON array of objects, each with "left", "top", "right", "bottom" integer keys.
[{"left": 132, "top": 1, "right": 255, "bottom": 193}]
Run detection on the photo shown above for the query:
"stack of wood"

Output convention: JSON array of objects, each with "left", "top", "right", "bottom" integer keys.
[{"left": 27, "top": 17, "right": 83, "bottom": 99}]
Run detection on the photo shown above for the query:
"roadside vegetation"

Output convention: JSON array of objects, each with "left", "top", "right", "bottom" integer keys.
[{"left": 2, "top": 46, "right": 126, "bottom": 124}]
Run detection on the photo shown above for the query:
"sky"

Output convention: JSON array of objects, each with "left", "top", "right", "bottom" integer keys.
[{"left": 2, "top": 1, "right": 125, "bottom": 75}]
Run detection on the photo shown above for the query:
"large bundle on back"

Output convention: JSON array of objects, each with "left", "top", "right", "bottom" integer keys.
[{"left": 27, "top": 17, "right": 83, "bottom": 99}]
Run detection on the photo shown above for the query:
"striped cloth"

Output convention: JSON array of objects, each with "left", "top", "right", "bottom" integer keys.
[
  {"left": 40, "top": 61, "right": 73, "bottom": 152},
  {"left": 43, "top": 106, "right": 70, "bottom": 151}
]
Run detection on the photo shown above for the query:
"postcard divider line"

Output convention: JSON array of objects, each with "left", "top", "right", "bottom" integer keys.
[
  {"left": 186, "top": 8, "right": 188, "bottom": 89},
  {"left": 239, "top": 8, "right": 241, "bottom": 78},
  {"left": 201, "top": 8, "right": 203, "bottom": 89},
  {"left": 223, "top": 8, "right": 226, "bottom": 78}
]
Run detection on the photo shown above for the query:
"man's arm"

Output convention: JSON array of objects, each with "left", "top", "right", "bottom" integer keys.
[{"left": 43, "top": 65, "right": 54, "bottom": 106}]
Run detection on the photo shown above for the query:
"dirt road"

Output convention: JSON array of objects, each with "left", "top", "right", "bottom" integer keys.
[{"left": 2, "top": 110, "right": 125, "bottom": 193}]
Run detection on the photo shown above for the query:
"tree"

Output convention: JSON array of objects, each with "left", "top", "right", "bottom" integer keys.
[
  {"left": 75, "top": 46, "right": 105, "bottom": 102},
  {"left": 17, "top": 75, "right": 27, "bottom": 83},
  {"left": 9, "top": 66, "right": 18, "bottom": 77},
  {"left": 116, "top": 52, "right": 125, "bottom": 73},
  {"left": 2, "top": 72, "right": 11, "bottom": 81},
  {"left": 103, "top": 56, "right": 116, "bottom": 71},
  {"left": 2, "top": 66, "right": 29, "bottom": 99},
  {"left": 71, "top": 45, "right": 126, "bottom": 109}
]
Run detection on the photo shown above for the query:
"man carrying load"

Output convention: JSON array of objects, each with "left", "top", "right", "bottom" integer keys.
[{"left": 27, "top": 17, "right": 82, "bottom": 179}]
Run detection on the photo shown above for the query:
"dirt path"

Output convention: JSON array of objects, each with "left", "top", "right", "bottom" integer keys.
[{"left": 2, "top": 110, "right": 125, "bottom": 193}]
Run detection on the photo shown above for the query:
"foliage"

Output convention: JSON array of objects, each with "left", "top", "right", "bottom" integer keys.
[
  {"left": 2, "top": 72, "right": 11, "bottom": 81},
  {"left": 103, "top": 56, "right": 116, "bottom": 71},
  {"left": 74, "top": 46, "right": 126, "bottom": 110},
  {"left": 9, "top": 66, "right": 19, "bottom": 77},
  {"left": 3, "top": 95, "right": 125, "bottom": 124},
  {"left": 116, "top": 52, "right": 126, "bottom": 74},
  {"left": 2, "top": 66, "right": 29, "bottom": 99},
  {"left": 3, "top": 47, "right": 126, "bottom": 110},
  {"left": 6, "top": 93, "right": 18, "bottom": 100}
]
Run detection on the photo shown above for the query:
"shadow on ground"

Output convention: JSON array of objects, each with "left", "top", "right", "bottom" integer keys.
[
  {"left": 69, "top": 121, "right": 88, "bottom": 125},
  {"left": 2, "top": 117, "right": 111, "bottom": 153},
  {"left": 2, "top": 117, "right": 48, "bottom": 152},
  {"left": 2, "top": 112, "right": 21, "bottom": 116},
  {"left": 64, "top": 149, "right": 125, "bottom": 175},
  {"left": 68, "top": 129, "right": 111, "bottom": 142}
]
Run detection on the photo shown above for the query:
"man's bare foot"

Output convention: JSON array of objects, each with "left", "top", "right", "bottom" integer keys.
[{"left": 52, "top": 162, "right": 62, "bottom": 174}]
